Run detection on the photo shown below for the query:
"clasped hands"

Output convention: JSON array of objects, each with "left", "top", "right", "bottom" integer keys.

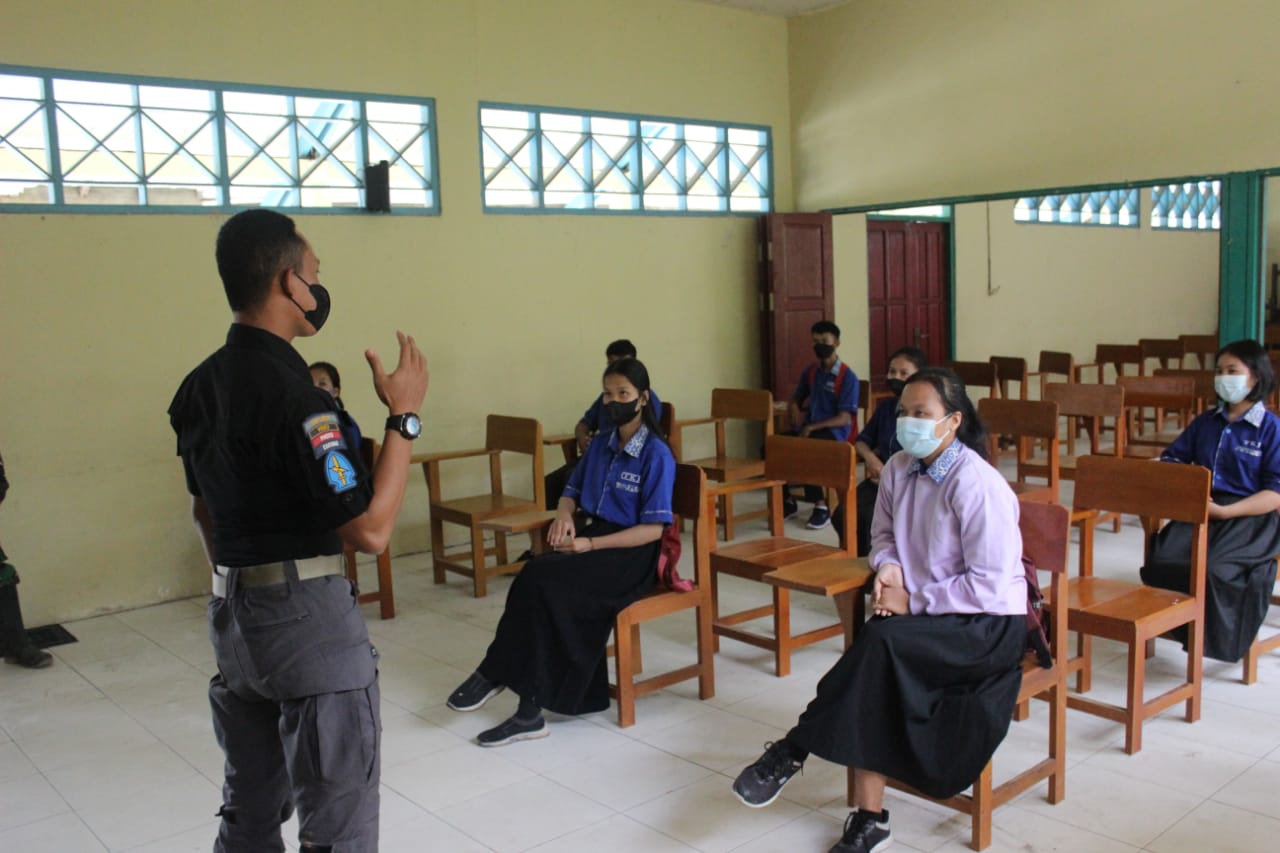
[
  {"left": 547, "top": 513, "right": 591, "bottom": 554},
  {"left": 872, "top": 563, "right": 910, "bottom": 617}
]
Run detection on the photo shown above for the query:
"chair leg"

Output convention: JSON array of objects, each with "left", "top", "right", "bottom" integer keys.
[
  {"left": 972, "top": 760, "right": 993, "bottom": 851},
  {"left": 1076, "top": 633, "right": 1092, "bottom": 693},
  {"left": 773, "top": 586, "right": 791, "bottom": 678},
  {"left": 430, "top": 516, "right": 447, "bottom": 584},
  {"left": 1244, "top": 640, "right": 1260, "bottom": 685},
  {"left": 1144, "top": 638, "right": 1156, "bottom": 660},
  {"left": 1012, "top": 698, "right": 1030, "bottom": 722},
  {"left": 470, "top": 524, "right": 487, "bottom": 598},
  {"left": 1185, "top": 619, "right": 1203, "bottom": 723},
  {"left": 721, "top": 494, "right": 734, "bottom": 542},
  {"left": 630, "top": 622, "right": 643, "bottom": 674},
  {"left": 614, "top": 614, "right": 637, "bottom": 728},
  {"left": 1124, "top": 640, "right": 1145, "bottom": 755},
  {"left": 696, "top": 597, "right": 715, "bottom": 700},
  {"left": 343, "top": 545, "right": 359, "bottom": 586},
  {"left": 1048, "top": 682, "right": 1066, "bottom": 804},
  {"left": 376, "top": 547, "right": 394, "bottom": 620},
  {"left": 710, "top": 570, "right": 722, "bottom": 652},
  {"left": 495, "top": 530, "right": 509, "bottom": 565}
]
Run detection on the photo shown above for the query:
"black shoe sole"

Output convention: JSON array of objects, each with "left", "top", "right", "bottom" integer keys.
[
  {"left": 476, "top": 721, "right": 549, "bottom": 747},
  {"left": 447, "top": 684, "right": 505, "bottom": 712}
]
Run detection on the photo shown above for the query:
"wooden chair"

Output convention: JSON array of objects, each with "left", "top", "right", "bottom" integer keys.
[
  {"left": 1026, "top": 351, "right": 1081, "bottom": 399},
  {"left": 1029, "top": 382, "right": 1127, "bottom": 535},
  {"left": 1117, "top": 375, "right": 1195, "bottom": 450},
  {"left": 1152, "top": 368, "right": 1217, "bottom": 414},
  {"left": 1243, "top": 570, "right": 1280, "bottom": 684},
  {"left": 418, "top": 415, "right": 544, "bottom": 598},
  {"left": 878, "top": 501, "right": 1071, "bottom": 851},
  {"left": 1061, "top": 456, "right": 1210, "bottom": 754},
  {"left": 676, "top": 389, "right": 774, "bottom": 540},
  {"left": 709, "top": 435, "right": 856, "bottom": 676},
  {"left": 979, "top": 398, "right": 1060, "bottom": 503},
  {"left": 1076, "top": 343, "right": 1144, "bottom": 384},
  {"left": 1179, "top": 334, "right": 1219, "bottom": 369},
  {"left": 609, "top": 464, "right": 716, "bottom": 727},
  {"left": 989, "top": 356, "right": 1030, "bottom": 400},
  {"left": 342, "top": 438, "right": 395, "bottom": 619},
  {"left": 944, "top": 360, "right": 1000, "bottom": 399},
  {"left": 1139, "top": 338, "right": 1186, "bottom": 373}
]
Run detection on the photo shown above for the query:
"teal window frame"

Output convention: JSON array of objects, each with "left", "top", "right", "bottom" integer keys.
[
  {"left": 1012, "top": 189, "right": 1139, "bottom": 227},
  {"left": 478, "top": 101, "right": 772, "bottom": 216},
  {"left": 1150, "top": 180, "right": 1221, "bottom": 231},
  {"left": 0, "top": 64, "right": 439, "bottom": 215}
]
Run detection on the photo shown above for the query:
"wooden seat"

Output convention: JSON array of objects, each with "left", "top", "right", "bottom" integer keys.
[
  {"left": 943, "top": 360, "right": 999, "bottom": 399},
  {"left": 609, "top": 464, "right": 716, "bottom": 727},
  {"left": 676, "top": 389, "right": 774, "bottom": 540},
  {"left": 342, "top": 438, "right": 395, "bottom": 619},
  {"left": 989, "top": 355, "right": 1030, "bottom": 400},
  {"left": 1243, "top": 568, "right": 1280, "bottom": 684},
  {"left": 709, "top": 435, "right": 855, "bottom": 676},
  {"left": 418, "top": 415, "right": 544, "bottom": 598},
  {"left": 1178, "top": 333, "right": 1219, "bottom": 369},
  {"left": 1060, "top": 456, "right": 1210, "bottom": 754},
  {"left": 979, "top": 398, "right": 1060, "bottom": 503},
  {"left": 876, "top": 501, "right": 1071, "bottom": 851},
  {"left": 1076, "top": 343, "right": 1144, "bottom": 385},
  {"left": 1117, "top": 375, "right": 1195, "bottom": 448}
]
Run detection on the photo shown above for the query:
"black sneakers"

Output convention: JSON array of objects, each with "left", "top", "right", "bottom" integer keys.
[
  {"left": 732, "top": 741, "right": 805, "bottom": 807},
  {"left": 806, "top": 506, "right": 831, "bottom": 530},
  {"left": 476, "top": 713, "right": 548, "bottom": 747},
  {"left": 782, "top": 497, "right": 799, "bottom": 520},
  {"left": 830, "top": 809, "right": 892, "bottom": 853},
  {"left": 5, "top": 646, "right": 52, "bottom": 669},
  {"left": 447, "top": 672, "right": 504, "bottom": 712}
]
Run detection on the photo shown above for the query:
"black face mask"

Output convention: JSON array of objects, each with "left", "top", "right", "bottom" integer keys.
[
  {"left": 290, "top": 277, "right": 331, "bottom": 333},
  {"left": 813, "top": 343, "right": 835, "bottom": 360},
  {"left": 604, "top": 399, "right": 641, "bottom": 426},
  {"left": 886, "top": 378, "right": 907, "bottom": 396}
]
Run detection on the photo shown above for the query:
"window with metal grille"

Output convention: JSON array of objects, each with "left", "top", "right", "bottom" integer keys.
[
  {"left": 1012, "top": 189, "right": 1139, "bottom": 226},
  {"left": 1150, "top": 181, "right": 1220, "bottom": 230},
  {"left": 0, "top": 65, "right": 438, "bottom": 213},
  {"left": 479, "top": 103, "right": 771, "bottom": 214}
]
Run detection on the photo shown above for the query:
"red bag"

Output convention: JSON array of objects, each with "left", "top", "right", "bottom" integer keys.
[{"left": 656, "top": 523, "right": 692, "bottom": 592}]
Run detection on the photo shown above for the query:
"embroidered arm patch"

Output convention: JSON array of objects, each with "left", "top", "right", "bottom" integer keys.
[{"left": 303, "top": 413, "right": 358, "bottom": 494}]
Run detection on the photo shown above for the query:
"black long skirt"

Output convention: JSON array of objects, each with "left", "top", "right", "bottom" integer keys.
[
  {"left": 1139, "top": 497, "right": 1280, "bottom": 663},
  {"left": 477, "top": 519, "right": 659, "bottom": 716},
  {"left": 787, "top": 613, "right": 1025, "bottom": 800}
]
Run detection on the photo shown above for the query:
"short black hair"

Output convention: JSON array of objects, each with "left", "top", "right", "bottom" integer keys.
[
  {"left": 1217, "top": 338, "right": 1276, "bottom": 402},
  {"left": 811, "top": 320, "right": 841, "bottom": 339},
  {"left": 606, "top": 339, "right": 638, "bottom": 359},
  {"left": 215, "top": 209, "right": 306, "bottom": 312},
  {"left": 309, "top": 361, "right": 341, "bottom": 390},
  {"left": 887, "top": 346, "right": 928, "bottom": 372}
]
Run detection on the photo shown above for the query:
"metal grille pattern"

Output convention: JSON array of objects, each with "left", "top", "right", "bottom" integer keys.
[
  {"left": 1150, "top": 181, "right": 1220, "bottom": 230},
  {"left": 1013, "top": 189, "right": 1138, "bottom": 226}
]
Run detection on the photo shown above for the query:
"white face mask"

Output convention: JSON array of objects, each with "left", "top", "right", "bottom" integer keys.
[
  {"left": 896, "top": 415, "right": 953, "bottom": 459},
  {"left": 1214, "top": 374, "right": 1252, "bottom": 405}
]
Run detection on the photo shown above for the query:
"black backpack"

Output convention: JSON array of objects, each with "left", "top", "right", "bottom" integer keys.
[{"left": 1023, "top": 555, "right": 1053, "bottom": 669}]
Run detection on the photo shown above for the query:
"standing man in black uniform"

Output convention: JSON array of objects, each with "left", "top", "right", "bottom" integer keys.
[{"left": 169, "top": 209, "right": 428, "bottom": 853}]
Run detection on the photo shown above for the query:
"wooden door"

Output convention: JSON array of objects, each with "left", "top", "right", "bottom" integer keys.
[
  {"left": 866, "top": 219, "right": 949, "bottom": 373},
  {"left": 759, "top": 213, "right": 834, "bottom": 401}
]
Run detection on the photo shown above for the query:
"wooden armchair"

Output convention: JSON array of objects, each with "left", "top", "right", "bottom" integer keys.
[
  {"left": 1139, "top": 338, "right": 1186, "bottom": 374},
  {"left": 709, "top": 435, "right": 856, "bottom": 676},
  {"left": 609, "top": 464, "right": 716, "bottom": 727},
  {"left": 1029, "top": 382, "right": 1126, "bottom": 535},
  {"left": 989, "top": 355, "right": 1030, "bottom": 400},
  {"left": 1179, "top": 333, "right": 1219, "bottom": 369},
  {"left": 879, "top": 500, "right": 1071, "bottom": 851},
  {"left": 676, "top": 389, "right": 774, "bottom": 540},
  {"left": 943, "top": 360, "right": 999, "bottom": 399},
  {"left": 979, "top": 398, "right": 1060, "bottom": 503},
  {"left": 1153, "top": 368, "right": 1216, "bottom": 415},
  {"left": 418, "top": 415, "right": 544, "bottom": 598},
  {"left": 1076, "top": 343, "right": 1144, "bottom": 384},
  {"left": 1061, "top": 456, "right": 1210, "bottom": 754},
  {"left": 342, "top": 438, "right": 395, "bottom": 619},
  {"left": 1117, "top": 375, "right": 1195, "bottom": 450},
  {"left": 1026, "top": 351, "right": 1081, "bottom": 399}
]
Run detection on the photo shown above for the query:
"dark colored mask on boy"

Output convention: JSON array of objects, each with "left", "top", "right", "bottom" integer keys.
[
  {"left": 813, "top": 343, "right": 835, "bottom": 360},
  {"left": 886, "top": 378, "right": 907, "bottom": 396},
  {"left": 604, "top": 399, "right": 641, "bottom": 426}
]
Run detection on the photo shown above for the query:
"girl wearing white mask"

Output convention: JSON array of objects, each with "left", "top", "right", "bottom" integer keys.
[
  {"left": 1141, "top": 339, "right": 1280, "bottom": 663},
  {"left": 730, "top": 368, "right": 1026, "bottom": 853}
]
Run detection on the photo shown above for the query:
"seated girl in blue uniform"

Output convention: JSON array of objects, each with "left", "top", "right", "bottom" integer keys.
[
  {"left": 309, "top": 360, "right": 363, "bottom": 448},
  {"left": 446, "top": 357, "right": 676, "bottom": 746},
  {"left": 731, "top": 367, "right": 1026, "bottom": 853},
  {"left": 1141, "top": 338, "right": 1280, "bottom": 663}
]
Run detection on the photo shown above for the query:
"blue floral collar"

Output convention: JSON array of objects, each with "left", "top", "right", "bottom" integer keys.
[
  {"left": 906, "top": 442, "right": 962, "bottom": 483},
  {"left": 1214, "top": 401, "right": 1266, "bottom": 428},
  {"left": 609, "top": 424, "right": 651, "bottom": 458}
]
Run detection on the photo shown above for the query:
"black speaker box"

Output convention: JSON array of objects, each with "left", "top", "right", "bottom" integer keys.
[{"left": 364, "top": 161, "right": 390, "bottom": 212}]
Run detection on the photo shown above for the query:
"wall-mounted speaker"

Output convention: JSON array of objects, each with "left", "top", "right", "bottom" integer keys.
[{"left": 364, "top": 161, "right": 390, "bottom": 213}]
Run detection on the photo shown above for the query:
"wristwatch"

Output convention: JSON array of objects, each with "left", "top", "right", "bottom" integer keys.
[{"left": 385, "top": 413, "right": 422, "bottom": 440}]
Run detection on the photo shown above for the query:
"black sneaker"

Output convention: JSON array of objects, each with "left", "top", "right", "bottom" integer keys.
[
  {"left": 447, "top": 672, "right": 504, "bottom": 712},
  {"left": 731, "top": 740, "right": 804, "bottom": 808},
  {"left": 806, "top": 506, "right": 831, "bottom": 530},
  {"left": 5, "top": 646, "right": 52, "bottom": 669},
  {"left": 829, "top": 809, "right": 892, "bottom": 853},
  {"left": 782, "top": 497, "right": 799, "bottom": 520},
  {"left": 476, "top": 713, "right": 548, "bottom": 747}
]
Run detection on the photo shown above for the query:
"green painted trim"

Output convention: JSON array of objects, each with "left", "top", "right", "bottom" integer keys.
[{"left": 1219, "top": 171, "right": 1264, "bottom": 342}]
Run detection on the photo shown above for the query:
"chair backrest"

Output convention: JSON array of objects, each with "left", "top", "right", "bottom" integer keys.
[
  {"left": 1037, "top": 350, "right": 1075, "bottom": 377},
  {"left": 1095, "top": 344, "right": 1144, "bottom": 380},
  {"left": 765, "top": 434, "right": 855, "bottom": 546},
  {"left": 1153, "top": 368, "right": 1216, "bottom": 410},
  {"left": 990, "top": 356, "right": 1027, "bottom": 381},
  {"left": 979, "top": 398, "right": 1059, "bottom": 441},
  {"left": 944, "top": 360, "right": 998, "bottom": 394},
  {"left": 671, "top": 463, "right": 712, "bottom": 587},
  {"left": 710, "top": 388, "right": 774, "bottom": 428},
  {"left": 486, "top": 415, "right": 545, "bottom": 503},
  {"left": 1116, "top": 375, "right": 1196, "bottom": 409},
  {"left": 1139, "top": 338, "right": 1185, "bottom": 369},
  {"left": 1074, "top": 456, "right": 1210, "bottom": 525},
  {"left": 1044, "top": 381, "right": 1124, "bottom": 419},
  {"left": 659, "top": 401, "right": 676, "bottom": 437},
  {"left": 1018, "top": 501, "right": 1070, "bottom": 576},
  {"left": 1179, "top": 333, "right": 1219, "bottom": 369}
]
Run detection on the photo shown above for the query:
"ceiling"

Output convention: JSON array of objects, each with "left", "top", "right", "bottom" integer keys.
[{"left": 688, "top": 0, "right": 849, "bottom": 18}]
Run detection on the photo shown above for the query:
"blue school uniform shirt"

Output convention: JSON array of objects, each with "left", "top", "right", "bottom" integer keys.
[
  {"left": 582, "top": 390, "right": 664, "bottom": 434},
  {"left": 859, "top": 395, "right": 901, "bottom": 461},
  {"left": 562, "top": 424, "right": 675, "bottom": 527},
  {"left": 794, "top": 358, "right": 859, "bottom": 442},
  {"left": 1161, "top": 401, "right": 1280, "bottom": 497}
]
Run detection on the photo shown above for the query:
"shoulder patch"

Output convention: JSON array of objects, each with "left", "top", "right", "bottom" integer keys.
[
  {"left": 303, "top": 412, "right": 348, "bottom": 459},
  {"left": 324, "top": 450, "right": 358, "bottom": 494}
]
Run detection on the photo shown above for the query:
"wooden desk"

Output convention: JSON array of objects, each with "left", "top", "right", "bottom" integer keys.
[{"left": 764, "top": 556, "right": 873, "bottom": 649}]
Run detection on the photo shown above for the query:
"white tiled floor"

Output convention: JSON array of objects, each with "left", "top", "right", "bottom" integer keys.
[{"left": 3, "top": 481, "right": 1280, "bottom": 852}]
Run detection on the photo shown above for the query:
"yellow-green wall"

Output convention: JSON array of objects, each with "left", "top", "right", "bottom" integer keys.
[
  {"left": 789, "top": 0, "right": 1280, "bottom": 208},
  {"left": 0, "top": 0, "right": 793, "bottom": 624}
]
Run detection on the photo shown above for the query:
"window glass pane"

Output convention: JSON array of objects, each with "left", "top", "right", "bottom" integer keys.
[
  {"left": 1151, "top": 181, "right": 1220, "bottom": 230},
  {"left": 1014, "top": 188, "right": 1138, "bottom": 227}
]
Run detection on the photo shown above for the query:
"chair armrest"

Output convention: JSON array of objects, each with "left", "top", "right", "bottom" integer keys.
[
  {"left": 410, "top": 447, "right": 495, "bottom": 464},
  {"left": 543, "top": 434, "right": 576, "bottom": 446},
  {"left": 1073, "top": 362, "right": 1100, "bottom": 382},
  {"left": 673, "top": 417, "right": 722, "bottom": 429},
  {"left": 478, "top": 510, "right": 558, "bottom": 534},
  {"left": 707, "top": 477, "right": 786, "bottom": 498}
]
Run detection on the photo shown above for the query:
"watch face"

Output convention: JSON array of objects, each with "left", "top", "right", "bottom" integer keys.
[{"left": 403, "top": 413, "right": 422, "bottom": 439}]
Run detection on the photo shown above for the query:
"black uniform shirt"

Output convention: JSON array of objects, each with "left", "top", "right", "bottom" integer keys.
[{"left": 168, "top": 324, "right": 374, "bottom": 568}]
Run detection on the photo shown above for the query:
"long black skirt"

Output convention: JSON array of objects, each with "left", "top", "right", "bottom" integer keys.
[
  {"left": 1139, "top": 497, "right": 1280, "bottom": 663},
  {"left": 477, "top": 519, "right": 659, "bottom": 716},
  {"left": 787, "top": 613, "right": 1024, "bottom": 800}
]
